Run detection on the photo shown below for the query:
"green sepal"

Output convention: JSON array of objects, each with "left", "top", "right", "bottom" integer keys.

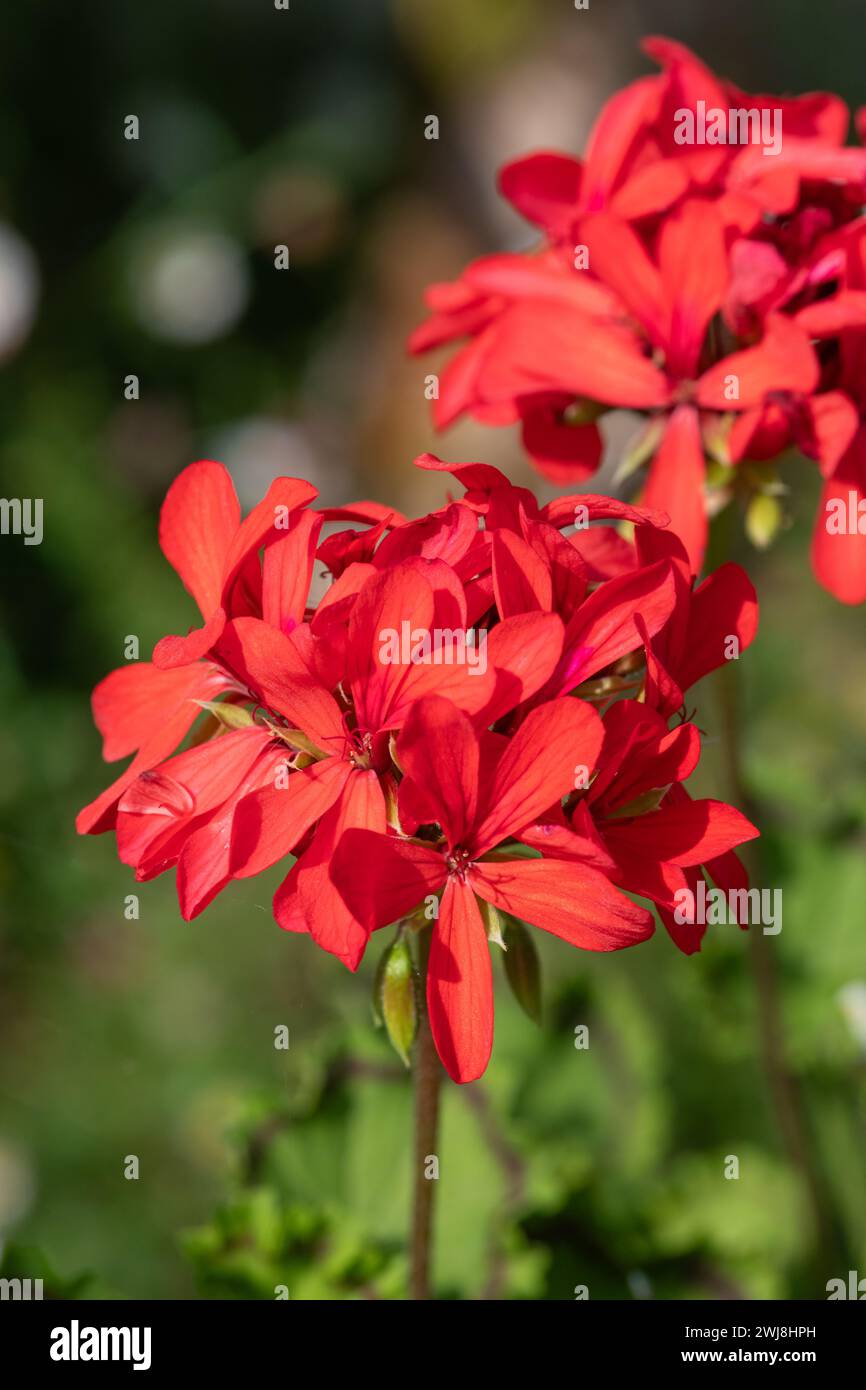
[
  {"left": 502, "top": 916, "right": 542, "bottom": 1024},
  {"left": 194, "top": 700, "right": 254, "bottom": 730}
]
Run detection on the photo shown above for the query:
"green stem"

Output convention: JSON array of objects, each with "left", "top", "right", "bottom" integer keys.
[
  {"left": 409, "top": 927, "right": 443, "bottom": 1300},
  {"left": 716, "top": 656, "right": 837, "bottom": 1279}
]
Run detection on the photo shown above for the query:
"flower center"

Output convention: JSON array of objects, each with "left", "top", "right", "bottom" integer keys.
[
  {"left": 348, "top": 730, "right": 374, "bottom": 769},
  {"left": 445, "top": 847, "right": 471, "bottom": 880}
]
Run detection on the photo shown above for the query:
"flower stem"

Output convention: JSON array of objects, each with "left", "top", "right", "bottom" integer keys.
[
  {"left": 410, "top": 926, "right": 443, "bottom": 1300},
  {"left": 716, "top": 655, "right": 838, "bottom": 1277}
]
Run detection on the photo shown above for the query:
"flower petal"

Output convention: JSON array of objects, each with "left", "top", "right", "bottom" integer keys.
[
  {"left": 471, "top": 857, "right": 654, "bottom": 951},
  {"left": 329, "top": 826, "right": 445, "bottom": 942},
  {"left": 642, "top": 405, "right": 707, "bottom": 575},
  {"left": 230, "top": 755, "right": 351, "bottom": 878},
  {"left": 396, "top": 696, "right": 479, "bottom": 849},
  {"left": 497, "top": 151, "right": 582, "bottom": 238},
  {"left": 696, "top": 314, "right": 819, "bottom": 410},
  {"left": 158, "top": 460, "right": 240, "bottom": 619},
  {"left": 602, "top": 796, "right": 759, "bottom": 867},
  {"left": 679, "top": 563, "right": 758, "bottom": 691},
  {"left": 811, "top": 431, "right": 866, "bottom": 604},
  {"left": 218, "top": 617, "right": 345, "bottom": 753},
  {"left": 472, "top": 698, "right": 602, "bottom": 856},
  {"left": 290, "top": 770, "right": 391, "bottom": 970},
  {"left": 262, "top": 509, "right": 323, "bottom": 634},
  {"left": 427, "top": 879, "right": 494, "bottom": 1084}
]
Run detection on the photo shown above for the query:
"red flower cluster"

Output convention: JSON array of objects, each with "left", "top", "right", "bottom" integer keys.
[
  {"left": 79, "top": 454, "right": 759, "bottom": 1081},
  {"left": 410, "top": 36, "right": 866, "bottom": 602}
]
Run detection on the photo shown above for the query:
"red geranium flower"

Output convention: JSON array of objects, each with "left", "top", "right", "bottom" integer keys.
[
  {"left": 79, "top": 454, "right": 761, "bottom": 1082},
  {"left": 411, "top": 37, "right": 866, "bottom": 596},
  {"left": 332, "top": 694, "right": 655, "bottom": 1082},
  {"left": 77, "top": 459, "right": 316, "bottom": 833}
]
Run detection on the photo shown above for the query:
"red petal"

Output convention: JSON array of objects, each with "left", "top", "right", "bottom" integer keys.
[
  {"left": 610, "top": 157, "right": 690, "bottom": 220},
  {"left": 230, "top": 755, "right": 351, "bottom": 878},
  {"left": 461, "top": 254, "right": 620, "bottom": 318},
  {"left": 796, "top": 291, "right": 866, "bottom": 338},
  {"left": 91, "top": 661, "right": 229, "bottom": 762},
  {"left": 427, "top": 880, "right": 493, "bottom": 1084},
  {"left": 221, "top": 476, "right": 318, "bottom": 606},
  {"left": 472, "top": 698, "right": 602, "bottom": 856},
  {"left": 642, "top": 405, "right": 707, "bottom": 575},
  {"left": 806, "top": 392, "right": 859, "bottom": 479},
  {"left": 602, "top": 797, "right": 759, "bottom": 867},
  {"left": 158, "top": 460, "right": 240, "bottom": 619},
  {"left": 478, "top": 611, "right": 565, "bottom": 726},
  {"left": 580, "top": 212, "right": 668, "bottom": 350},
  {"left": 696, "top": 314, "right": 819, "bottom": 410},
  {"left": 659, "top": 199, "right": 728, "bottom": 378},
  {"left": 581, "top": 74, "right": 662, "bottom": 208},
  {"left": 656, "top": 864, "right": 707, "bottom": 955},
  {"left": 396, "top": 696, "right": 479, "bottom": 848},
  {"left": 290, "top": 770, "right": 390, "bottom": 970},
  {"left": 217, "top": 617, "right": 345, "bottom": 753},
  {"left": 497, "top": 151, "right": 582, "bottom": 238},
  {"left": 152, "top": 606, "right": 227, "bottom": 671},
  {"left": 471, "top": 857, "right": 654, "bottom": 951},
  {"left": 636, "top": 612, "right": 683, "bottom": 718},
  {"left": 811, "top": 431, "right": 866, "bottom": 604},
  {"left": 116, "top": 727, "right": 270, "bottom": 869},
  {"left": 518, "top": 817, "right": 618, "bottom": 873},
  {"left": 540, "top": 494, "right": 670, "bottom": 529},
  {"left": 346, "top": 563, "right": 434, "bottom": 732},
  {"left": 705, "top": 846, "right": 751, "bottom": 926},
  {"left": 175, "top": 743, "right": 286, "bottom": 919},
  {"left": 521, "top": 407, "right": 603, "bottom": 484},
  {"left": 77, "top": 664, "right": 232, "bottom": 834},
  {"left": 273, "top": 876, "right": 309, "bottom": 935},
  {"left": 329, "top": 827, "right": 446, "bottom": 940},
  {"left": 492, "top": 529, "right": 552, "bottom": 617},
  {"left": 318, "top": 500, "right": 406, "bottom": 527},
  {"left": 679, "top": 562, "right": 758, "bottom": 692},
  {"left": 413, "top": 452, "right": 511, "bottom": 495},
  {"left": 262, "top": 510, "right": 323, "bottom": 633},
  {"left": 476, "top": 300, "right": 670, "bottom": 411},
  {"left": 559, "top": 556, "right": 676, "bottom": 687}
]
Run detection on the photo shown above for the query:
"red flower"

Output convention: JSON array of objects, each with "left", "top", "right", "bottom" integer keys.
[
  {"left": 226, "top": 562, "right": 563, "bottom": 967},
  {"left": 77, "top": 459, "right": 316, "bottom": 833},
  {"left": 332, "top": 695, "right": 654, "bottom": 1082},
  {"left": 411, "top": 37, "right": 866, "bottom": 595},
  {"left": 79, "top": 455, "right": 762, "bottom": 1082},
  {"left": 632, "top": 523, "right": 759, "bottom": 715},
  {"left": 560, "top": 700, "right": 757, "bottom": 955}
]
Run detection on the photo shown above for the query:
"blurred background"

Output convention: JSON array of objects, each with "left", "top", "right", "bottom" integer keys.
[{"left": 1, "top": 0, "right": 866, "bottom": 1300}]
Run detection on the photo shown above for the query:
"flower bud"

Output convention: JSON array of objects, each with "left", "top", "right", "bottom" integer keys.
[{"left": 374, "top": 933, "right": 419, "bottom": 1067}]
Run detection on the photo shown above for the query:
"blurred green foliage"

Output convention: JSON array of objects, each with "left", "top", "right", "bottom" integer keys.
[{"left": 1, "top": 0, "right": 866, "bottom": 1300}]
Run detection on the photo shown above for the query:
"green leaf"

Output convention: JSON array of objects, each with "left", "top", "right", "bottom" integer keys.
[{"left": 502, "top": 917, "right": 541, "bottom": 1023}]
